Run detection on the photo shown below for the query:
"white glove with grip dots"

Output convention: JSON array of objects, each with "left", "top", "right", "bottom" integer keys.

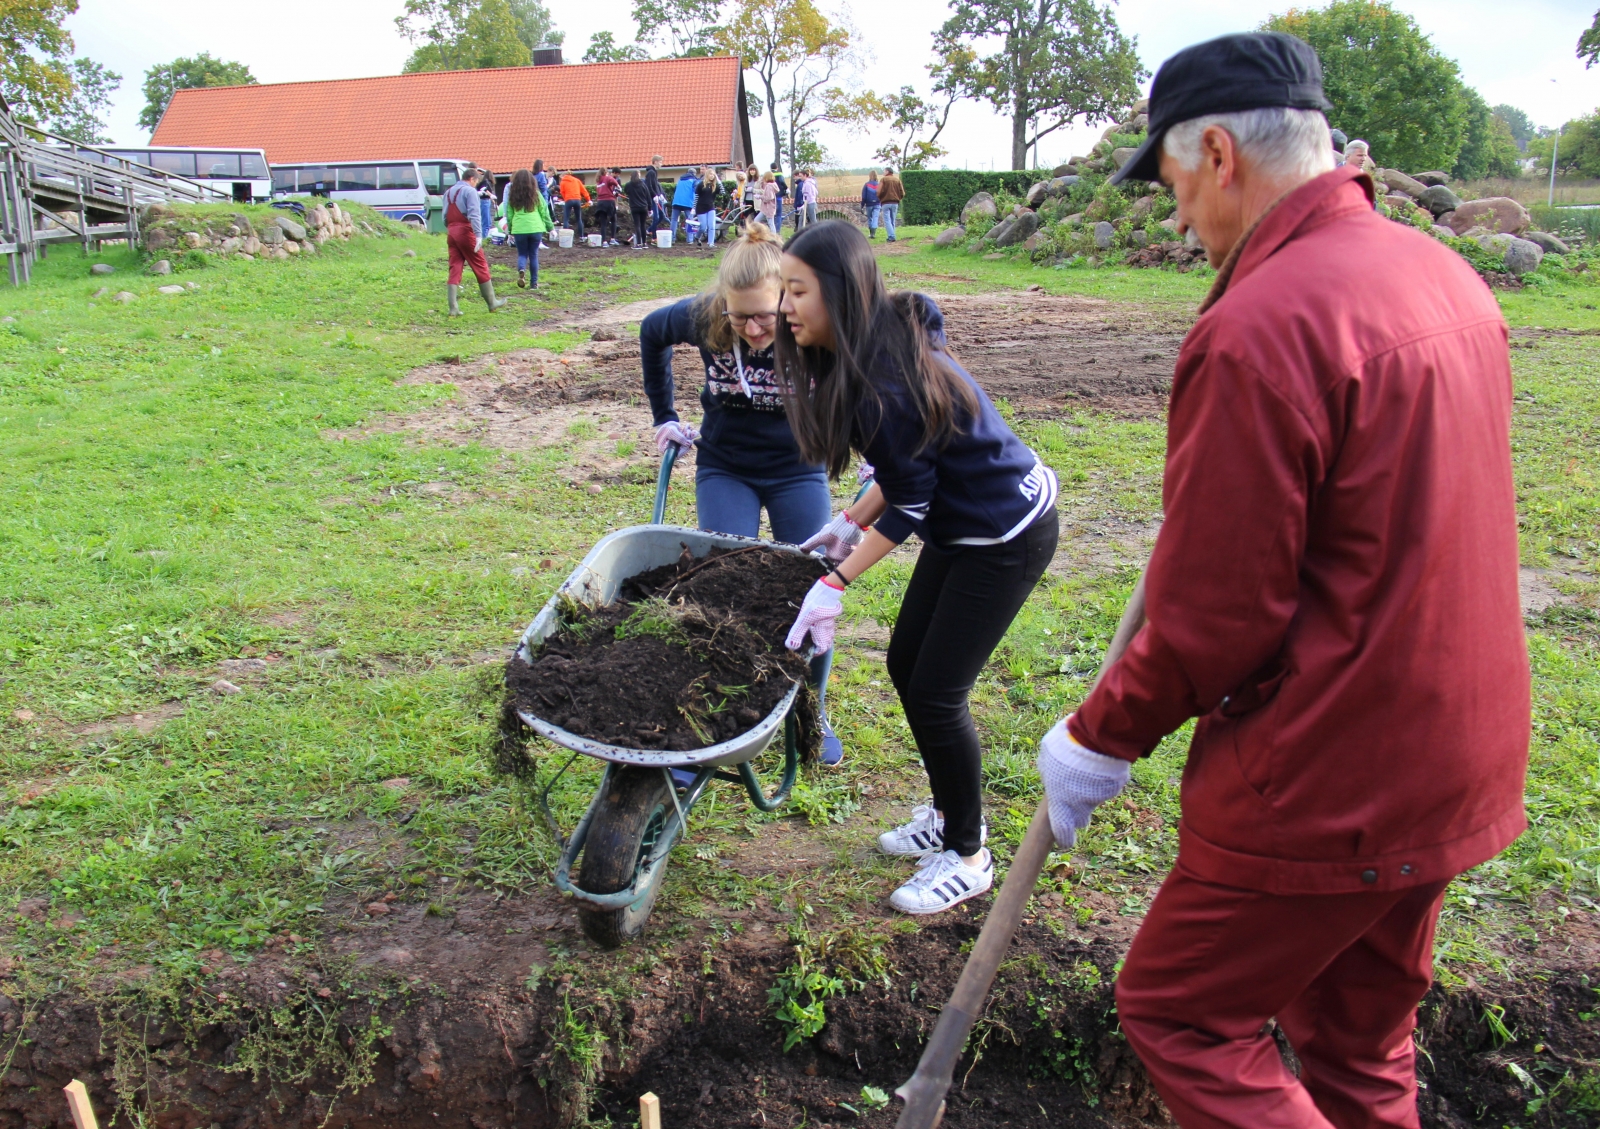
[
  {"left": 654, "top": 420, "right": 700, "bottom": 454},
  {"left": 799, "top": 512, "right": 864, "bottom": 562},
  {"left": 784, "top": 578, "right": 843, "bottom": 653},
  {"left": 856, "top": 462, "right": 876, "bottom": 484},
  {"left": 1038, "top": 716, "right": 1131, "bottom": 849}
]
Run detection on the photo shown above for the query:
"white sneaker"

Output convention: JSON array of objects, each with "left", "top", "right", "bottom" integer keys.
[
  {"left": 876, "top": 800, "right": 985, "bottom": 858},
  {"left": 889, "top": 849, "right": 993, "bottom": 914}
]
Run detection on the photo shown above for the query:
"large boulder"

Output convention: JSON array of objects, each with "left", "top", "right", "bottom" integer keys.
[
  {"left": 1522, "top": 231, "right": 1570, "bottom": 255},
  {"left": 1413, "top": 171, "right": 1451, "bottom": 187},
  {"left": 1052, "top": 163, "right": 1074, "bottom": 178},
  {"left": 1449, "top": 197, "right": 1530, "bottom": 236},
  {"left": 960, "top": 192, "right": 998, "bottom": 227},
  {"left": 1022, "top": 230, "right": 1051, "bottom": 253},
  {"left": 1129, "top": 195, "right": 1155, "bottom": 221},
  {"left": 1027, "top": 180, "right": 1051, "bottom": 207},
  {"left": 1503, "top": 238, "right": 1544, "bottom": 277},
  {"left": 1475, "top": 233, "right": 1513, "bottom": 256},
  {"left": 1111, "top": 147, "right": 1138, "bottom": 171},
  {"left": 259, "top": 223, "right": 285, "bottom": 245},
  {"left": 90, "top": 263, "right": 114, "bottom": 275},
  {"left": 1376, "top": 169, "right": 1427, "bottom": 199},
  {"left": 1132, "top": 97, "right": 1150, "bottom": 115},
  {"left": 1048, "top": 175, "right": 1079, "bottom": 196},
  {"left": 1382, "top": 193, "right": 1416, "bottom": 214},
  {"left": 148, "top": 259, "right": 171, "bottom": 276},
  {"left": 996, "top": 210, "right": 1040, "bottom": 248},
  {"left": 1416, "top": 185, "right": 1461, "bottom": 217},
  {"left": 985, "top": 216, "right": 1017, "bottom": 244},
  {"left": 275, "top": 214, "right": 309, "bottom": 242},
  {"left": 933, "top": 225, "right": 966, "bottom": 247},
  {"left": 1093, "top": 220, "right": 1115, "bottom": 250}
]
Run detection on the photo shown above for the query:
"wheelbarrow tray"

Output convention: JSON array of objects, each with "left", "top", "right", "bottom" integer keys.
[{"left": 514, "top": 523, "right": 808, "bottom": 770}]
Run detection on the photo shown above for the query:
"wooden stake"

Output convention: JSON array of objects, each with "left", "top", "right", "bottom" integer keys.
[
  {"left": 63, "top": 1080, "right": 99, "bottom": 1129},
  {"left": 639, "top": 1091, "right": 661, "bottom": 1129}
]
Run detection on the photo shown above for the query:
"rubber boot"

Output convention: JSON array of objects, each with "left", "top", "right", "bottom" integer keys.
[
  {"left": 446, "top": 283, "right": 461, "bottom": 317},
  {"left": 517, "top": 268, "right": 527, "bottom": 289},
  {"left": 479, "top": 280, "right": 507, "bottom": 312}
]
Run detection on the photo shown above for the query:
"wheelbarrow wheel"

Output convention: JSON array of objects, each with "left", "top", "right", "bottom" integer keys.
[{"left": 578, "top": 766, "right": 673, "bottom": 949}]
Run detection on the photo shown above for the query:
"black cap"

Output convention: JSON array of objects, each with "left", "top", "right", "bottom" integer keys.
[{"left": 1111, "top": 32, "right": 1332, "bottom": 185}]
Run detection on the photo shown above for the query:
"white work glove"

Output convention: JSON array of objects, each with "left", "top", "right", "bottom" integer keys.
[
  {"left": 654, "top": 420, "right": 699, "bottom": 454},
  {"left": 1037, "top": 716, "right": 1131, "bottom": 848},
  {"left": 856, "top": 462, "right": 876, "bottom": 484},
  {"left": 799, "top": 511, "right": 865, "bottom": 562},
  {"left": 784, "top": 578, "right": 844, "bottom": 652},
  {"left": 474, "top": 236, "right": 483, "bottom": 253}
]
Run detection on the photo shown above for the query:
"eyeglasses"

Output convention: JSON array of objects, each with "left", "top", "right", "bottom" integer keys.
[{"left": 725, "top": 311, "right": 779, "bottom": 328}]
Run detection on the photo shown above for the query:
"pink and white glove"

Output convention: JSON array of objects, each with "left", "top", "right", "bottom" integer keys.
[
  {"left": 799, "top": 512, "right": 865, "bottom": 562},
  {"left": 1037, "top": 716, "right": 1131, "bottom": 848},
  {"left": 655, "top": 420, "right": 699, "bottom": 454},
  {"left": 784, "top": 577, "right": 844, "bottom": 652},
  {"left": 856, "top": 462, "right": 876, "bottom": 484}
]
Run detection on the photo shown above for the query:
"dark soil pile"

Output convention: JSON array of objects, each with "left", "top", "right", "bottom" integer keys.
[{"left": 504, "top": 545, "right": 826, "bottom": 752}]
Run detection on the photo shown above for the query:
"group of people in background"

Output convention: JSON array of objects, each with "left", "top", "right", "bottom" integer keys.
[{"left": 859, "top": 167, "right": 904, "bottom": 241}]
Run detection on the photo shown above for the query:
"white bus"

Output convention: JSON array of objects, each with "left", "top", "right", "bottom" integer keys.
[
  {"left": 100, "top": 146, "right": 272, "bottom": 203},
  {"left": 269, "top": 159, "right": 475, "bottom": 229}
]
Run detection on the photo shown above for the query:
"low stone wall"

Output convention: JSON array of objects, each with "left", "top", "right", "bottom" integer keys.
[{"left": 140, "top": 202, "right": 379, "bottom": 268}]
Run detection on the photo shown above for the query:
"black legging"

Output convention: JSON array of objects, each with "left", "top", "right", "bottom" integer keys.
[
  {"left": 594, "top": 199, "right": 617, "bottom": 242},
  {"left": 885, "top": 510, "right": 1059, "bottom": 856},
  {"left": 631, "top": 208, "right": 650, "bottom": 246}
]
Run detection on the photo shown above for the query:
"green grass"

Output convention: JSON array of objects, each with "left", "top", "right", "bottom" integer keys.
[{"left": 0, "top": 218, "right": 1595, "bottom": 1025}]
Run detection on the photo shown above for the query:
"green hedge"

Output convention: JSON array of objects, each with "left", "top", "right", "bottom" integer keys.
[{"left": 899, "top": 170, "right": 1049, "bottom": 225}]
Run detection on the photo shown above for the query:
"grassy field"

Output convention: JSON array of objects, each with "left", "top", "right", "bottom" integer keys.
[
  {"left": 1458, "top": 176, "right": 1600, "bottom": 207},
  {"left": 0, "top": 221, "right": 1596, "bottom": 1115}
]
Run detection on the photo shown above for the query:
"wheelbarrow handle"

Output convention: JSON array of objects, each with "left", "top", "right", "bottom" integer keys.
[
  {"left": 652, "top": 443, "right": 680, "bottom": 525},
  {"left": 894, "top": 573, "right": 1148, "bottom": 1129}
]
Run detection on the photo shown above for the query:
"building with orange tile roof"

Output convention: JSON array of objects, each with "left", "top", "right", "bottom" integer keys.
[{"left": 151, "top": 55, "right": 755, "bottom": 176}]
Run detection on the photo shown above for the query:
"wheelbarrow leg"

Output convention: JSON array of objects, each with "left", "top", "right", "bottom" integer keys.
[{"left": 737, "top": 710, "right": 800, "bottom": 812}]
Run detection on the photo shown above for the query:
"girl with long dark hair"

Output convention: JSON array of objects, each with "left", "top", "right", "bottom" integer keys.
[
  {"left": 501, "top": 168, "right": 553, "bottom": 289},
  {"left": 639, "top": 222, "right": 846, "bottom": 769},
  {"left": 777, "top": 220, "right": 1059, "bottom": 914}
]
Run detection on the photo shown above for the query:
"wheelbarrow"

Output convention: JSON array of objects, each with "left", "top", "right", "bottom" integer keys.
[{"left": 511, "top": 444, "right": 807, "bottom": 948}]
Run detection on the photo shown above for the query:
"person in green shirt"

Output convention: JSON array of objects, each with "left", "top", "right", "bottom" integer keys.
[{"left": 500, "top": 168, "right": 555, "bottom": 289}]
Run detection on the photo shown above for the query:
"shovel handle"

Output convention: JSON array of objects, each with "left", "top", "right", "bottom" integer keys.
[
  {"left": 652, "top": 443, "right": 680, "bottom": 524},
  {"left": 894, "top": 573, "right": 1148, "bottom": 1129}
]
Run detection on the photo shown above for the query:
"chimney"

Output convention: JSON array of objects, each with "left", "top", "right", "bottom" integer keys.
[{"left": 532, "top": 47, "right": 563, "bottom": 66}]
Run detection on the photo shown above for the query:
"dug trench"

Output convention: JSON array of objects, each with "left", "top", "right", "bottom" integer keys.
[{"left": 6, "top": 272, "right": 1596, "bottom": 1127}]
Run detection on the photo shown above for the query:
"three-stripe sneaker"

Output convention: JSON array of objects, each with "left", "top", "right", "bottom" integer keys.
[
  {"left": 888, "top": 849, "right": 994, "bottom": 914},
  {"left": 876, "top": 801, "right": 986, "bottom": 858}
]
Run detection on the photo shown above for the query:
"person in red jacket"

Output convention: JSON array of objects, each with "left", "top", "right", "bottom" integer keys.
[{"left": 1039, "top": 33, "right": 1529, "bottom": 1128}]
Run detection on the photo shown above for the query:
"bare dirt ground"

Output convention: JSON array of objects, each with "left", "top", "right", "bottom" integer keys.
[{"left": 7, "top": 266, "right": 1597, "bottom": 1129}]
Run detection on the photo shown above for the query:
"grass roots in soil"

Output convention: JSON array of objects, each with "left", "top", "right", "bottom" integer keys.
[{"left": 501, "top": 546, "right": 825, "bottom": 755}]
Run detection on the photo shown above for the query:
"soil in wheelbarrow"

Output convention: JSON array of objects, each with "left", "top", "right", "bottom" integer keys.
[{"left": 503, "top": 545, "right": 828, "bottom": 754}]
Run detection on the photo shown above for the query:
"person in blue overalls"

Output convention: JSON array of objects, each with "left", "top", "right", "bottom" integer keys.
[{"left": 639, "top": 222, "right": 845, "bottom": 771}]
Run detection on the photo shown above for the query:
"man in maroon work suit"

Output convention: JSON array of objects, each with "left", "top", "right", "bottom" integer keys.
[{"left": 1036, "top": 33, "right": 1531, "bottom": 1128}]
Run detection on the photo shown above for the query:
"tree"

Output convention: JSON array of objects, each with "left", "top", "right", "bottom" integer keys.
[
  {"left": 716, "top": 0, "right": 875, "bottom": 168},
  {"left": 1491, "top": 104, "right": 1535, "bottom": 150},
  {"left": 1264, "top": 1, "right": 1468, "bottom": 173},
  {"left": 1580, "top": 11, "right": 1600, "bottom": 67},
  {"left": 1452, "top": 88, "right": 1520, "bottom": 180},
  {"left": 872, "top": 85, "right": 956, "bottom": 169},
  {"left": 506, "top": 0, "right": 562, "bottom": 52},
  {"left": 397, "top": 0, "right": 532, "bottom": 73},
  {"left": 632, "top": 0, "right": 726, "bottom": 57},
  {"left": 584, "top": 30, "right": 649, "bottom": 62},
  {"left": 47, "top": 57, "right": 119, "bottom": 143},
  {"left": 1, "top": 0, "right": 78, "bottom": 123},
  {"left": 1528, "top": 115, "right": 1600, "bottom": 178},
  {"left": 138, "top": 53, "right": 256, "bottom": 132},
  {"left": 937, "top": 0, "right": 1144, "bottom": 171}
]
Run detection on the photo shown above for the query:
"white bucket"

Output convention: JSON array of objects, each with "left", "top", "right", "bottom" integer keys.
[
  {"left": 557, "top": 228, "right": 574, "bottom": 249},
  {"left": 587, "top": 233, "right": 602, "bottom": 248},
  {"left": 656, "top": 229, "right": 673, "bottom": 249}
]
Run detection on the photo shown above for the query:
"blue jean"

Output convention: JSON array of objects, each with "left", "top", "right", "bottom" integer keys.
[
  {"left": 696, "top": 464, "right": 835, "bottom": 707},
  {"left": 513, "top": 232, "right": 542, "bottom": 280},
  {"left": 865, "top": 203, "right": 880, "bottom": 235},
  {"left": 882, "top": 202, "right": 899, "bottom": 240},
  {"left": 697, "top": 209, "right": 717, "bottom": 245},
  {"left": 774, "top": 200, "right": 784, "bottom": 232},
  {"left": 671, "top": 205, "right": 692, "bottom": 240},
  {"left": 479, "top": 198, "right": 493, "bottom": 236}
]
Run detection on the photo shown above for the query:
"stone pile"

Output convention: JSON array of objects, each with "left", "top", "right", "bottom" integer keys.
[
  {"left": 141, "top": 202, "right": 376, "bottom": 267},
  {"left": 1051, "top": 99, "right": 1151, "bottom": 178},
  {"left": 1370, "top": 169, "right": 1568, "bottom": 278}
]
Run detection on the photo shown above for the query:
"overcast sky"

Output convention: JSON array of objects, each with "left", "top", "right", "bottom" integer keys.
[{"left": 71, "top": 0, "right": 1600, "bottom": 169}]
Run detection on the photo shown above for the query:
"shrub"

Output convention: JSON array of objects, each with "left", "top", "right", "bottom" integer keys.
[{"left": 900, "top": 169, "right": 1049, "bottom": 224}]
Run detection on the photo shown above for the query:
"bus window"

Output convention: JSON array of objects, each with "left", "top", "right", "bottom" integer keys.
[
  {"left": 303, "top": 168, "right": 333, "bottom": 195},
  {"left": 147, "top": 151, "right": 196, "bottom": 177},
  {"left": 378, "top": 164, "right": 420, "bottom": 190},
  {"left": 419, "top": 162, "right": 458, "bottom": 194},
  {"left": 198, "top": 153, "right": 241, "bottom": 178},
  {"left": 272, "top": 167, "right": 299, "bottom": 193},
  {"left": 338, "top": 167, "right": 378, "bottom": 192},
  {"left": 240, "top": 153, "right": 269, "bottom": 178}
]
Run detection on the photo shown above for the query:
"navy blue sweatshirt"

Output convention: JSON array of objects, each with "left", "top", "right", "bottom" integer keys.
[
  {"left": 860, "top": 295, "right": 1057, "bottom": 547},
  {"left": 640, "top": 296, "right": 820, "bottom": 479}
]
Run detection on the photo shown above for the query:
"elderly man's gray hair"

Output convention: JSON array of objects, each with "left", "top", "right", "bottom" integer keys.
[{"left": 1163, "top": 107, "right": 1335, "bottom": 183}]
